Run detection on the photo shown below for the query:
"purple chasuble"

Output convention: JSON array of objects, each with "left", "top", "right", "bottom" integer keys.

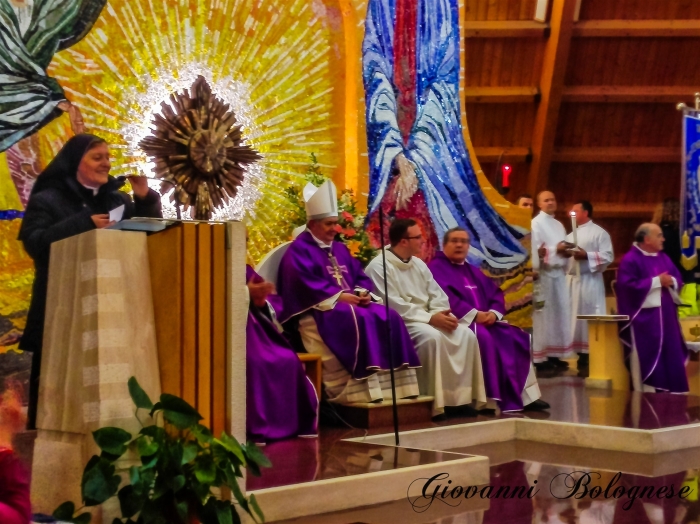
[
  {"left": 615, "top": 247, "right": 688, "bottom": 393},
  {"left": 246, "top": 265, "right": 318, "bottom": 442},
  {"left": 277, "top": 231, "right": 420, "bottom": 378},
  {"left": 428, "top": 252, "right": 531, "bottom": 411}
]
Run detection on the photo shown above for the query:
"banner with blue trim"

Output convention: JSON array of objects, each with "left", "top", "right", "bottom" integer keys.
[{"left": 682, "top": 114, "right": 700, "bottom": 270}]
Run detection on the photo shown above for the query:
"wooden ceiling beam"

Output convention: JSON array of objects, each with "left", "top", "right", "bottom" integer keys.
[
  {"left": 464, "top": 21, "right": 550, "bottom": 38},
  {"left": 528, "top": 0, "right": 579, "bottom": 197},
  {"left": 465, "top": 86, "right": 541, "bottom": 104},
  {"left": 474, "top": 147, "right": 532, "bottom": 163},
  {"left": 552, "top": 147, "right": 679, "bottom": 163},
  {"left": 562, "top": 85, "right": 700, "bottom": 103},
  {"left": 573, "top": 19, "right": 700, "bottom": 38}
]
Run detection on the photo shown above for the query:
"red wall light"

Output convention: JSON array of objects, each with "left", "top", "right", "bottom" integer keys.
[{"left": 501, "top": 164, "right": 512, "bottom": 188}]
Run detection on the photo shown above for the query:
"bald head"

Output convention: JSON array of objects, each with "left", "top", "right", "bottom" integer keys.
[
  {"left": 537, "top": 191, "right": 557, "bottom": 215},
  {"left": 635, "top": 222, "right": 664, "bottom": 253}
]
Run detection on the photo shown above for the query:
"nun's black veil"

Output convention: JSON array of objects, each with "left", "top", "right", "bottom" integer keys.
[{"left": 29, "top": 133, "right": 106, "bottom": 195}]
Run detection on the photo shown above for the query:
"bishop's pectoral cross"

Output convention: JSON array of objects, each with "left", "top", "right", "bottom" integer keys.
[
  {"left": 326, "top": 254, "right": 350, "bottom": 290},
  {"left": 464, "top": 276, "right": 478, "bottom": 294}
]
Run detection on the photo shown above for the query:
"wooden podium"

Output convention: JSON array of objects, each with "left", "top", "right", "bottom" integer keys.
[{"left": 31, "top": 222, "right": 248, "bottom": 516}]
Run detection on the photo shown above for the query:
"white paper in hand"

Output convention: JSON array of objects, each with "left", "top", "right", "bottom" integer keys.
[{"left": 109, "top": 204, "right": 125, "bottom": 223}]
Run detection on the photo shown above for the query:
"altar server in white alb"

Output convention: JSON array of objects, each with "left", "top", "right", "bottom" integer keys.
[
  {"left": 531, "top": 191, "right": 573, "bottom": 371},
  {"left": 566, "top": 200, "right": 613, "bottom": 369},
  {"left": 366, "top": 219, "right": 486, "bottom": 418}
]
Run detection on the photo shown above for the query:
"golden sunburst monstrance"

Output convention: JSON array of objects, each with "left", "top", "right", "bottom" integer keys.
[{"left": 139, "top": 75, "right": 262, "bottom": 220}]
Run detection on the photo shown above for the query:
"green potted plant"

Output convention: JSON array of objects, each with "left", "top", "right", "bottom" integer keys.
[{"left": 53, "top": 377, "right": 269, "bottom": 524}]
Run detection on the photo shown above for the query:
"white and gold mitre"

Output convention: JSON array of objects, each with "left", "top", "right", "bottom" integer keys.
[{"left": 304, "top": 180, "right": 338, "bottom": 220}]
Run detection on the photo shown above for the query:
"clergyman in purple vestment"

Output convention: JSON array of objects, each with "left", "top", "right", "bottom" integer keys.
[
  {"left": 246, "top": 265, "right": 318, "bottom": 442},
  {"left": 277, "top": 180, "right": 420, "bottom": 403},
  {"left": 615, "top": 223, "right": 689, "bottom": 393},
  {"left": 427, "top": 228, "right": 547, "bottom": 412}
]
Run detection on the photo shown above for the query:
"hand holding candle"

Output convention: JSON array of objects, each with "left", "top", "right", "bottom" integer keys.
[{"left": 570, "top": 211, "right": 581, "bottom": 276}]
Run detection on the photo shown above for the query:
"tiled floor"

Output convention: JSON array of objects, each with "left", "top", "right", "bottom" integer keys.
[{"left": 14, "top": 368, "right": 700, "bottom": 523}]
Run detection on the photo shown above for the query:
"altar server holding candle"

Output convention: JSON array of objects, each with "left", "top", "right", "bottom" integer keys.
[
  {"left": 566, "top": 201, "right": 614, "bottom": 370},
  {"left": 531, "top": 191, "right": 574, "bottom": 371}
]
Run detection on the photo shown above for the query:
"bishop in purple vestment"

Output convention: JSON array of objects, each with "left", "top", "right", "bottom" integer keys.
[
  {"left": 246, "top": 265, "right": 318, "bottom": 442},
  {"left": 615, "top": 223, "right": 689, "bottom": 393},
  {"left": 277, "top": 181, "right": 420, "bottom": 403},
  {"left": 428, "top": 228, "right": 547, "bottom": 412}
]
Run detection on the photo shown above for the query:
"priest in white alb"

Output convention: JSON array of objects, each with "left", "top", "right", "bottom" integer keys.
[
  {"left": 566, "top": 200, "right": 613, "bottom": 371},
  {"left": 366, "top": 219, "right": 486, "bottom": 418},
  {"left": 531, "top": 191, "right": 573, "bottom": 371},
  {"left": 277, "top": 181, "right": 421, "bottom": 404}
]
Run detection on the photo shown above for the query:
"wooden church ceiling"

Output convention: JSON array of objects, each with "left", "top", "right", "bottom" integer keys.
[{"left": 463, "top": 0, "right": 700, "bottom": 261}]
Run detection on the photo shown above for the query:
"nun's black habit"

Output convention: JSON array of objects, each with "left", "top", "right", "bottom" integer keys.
[{"left": 18, "top": 133, "right": 162, "bottom": 427}]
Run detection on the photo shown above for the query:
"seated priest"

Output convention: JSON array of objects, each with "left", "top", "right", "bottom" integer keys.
[
  {"left": 277, "top": 180, "right": 421, "bottom": 404},
  {"left": 427, "top": 227, "right": 548, "bottom": 412},
  {"left": 615, "top": 223, "right": 689, "bottom": 393},
  {"left": 366, "top": 219, "right": 487, "bottom": 418},
  {"left": 246, "top": 264, "right": 319, "bottom": 442}
]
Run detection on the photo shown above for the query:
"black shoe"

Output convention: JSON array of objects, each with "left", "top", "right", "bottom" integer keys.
[
  {"left": 478, "top": 408, "right": 497, "bottom": 416},
  {"left": 445, "top": 404, "right": 479, "bottom": 418},
  {"left": 577, "top": 353, "right": 589, "bottom": 369},
  {"left": 548, "top": 357, "right": 569, "bottom": 370},
  {"left": 432, "top": 413, "right": 448, "bottom": 422},
  {"left": 524, "top": 399, "right": 550, "bottom": 411},
  {"left": 535, "top": 360, "right": 556, "bottom": 371}
]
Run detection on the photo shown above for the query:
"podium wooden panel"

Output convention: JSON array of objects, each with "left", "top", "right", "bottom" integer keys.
[{"left": 147, "top": 222, "right": 228, "bottom": 437}]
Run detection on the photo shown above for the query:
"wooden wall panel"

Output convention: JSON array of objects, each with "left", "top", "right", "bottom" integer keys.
[
  {"left": 579, "top": 0, "right": 700, "bottom": 21},
  {"left": 211, "top": 224, "right": 227, "bottom": 437},
  {"left": 547, "top": 163, "right": 680, "bottom": 206},
  {"left": 466, "top": 103, "right": 537, "bottom": 147},
  {"left": 182, "top": 224, "right": 198, "bottom": 407},
  {"left": 148, "top": 223, "right": 228, "bottom": 432},
  {"left": 566, "top": 38, "right": 700, "bottom": 86},
  {"left": 197, "top": 225, "right": 212, "bottom": 429},
  {"left": 555, "top": 103, "right": 681, "bottom": 147},
  {"left": 464, "top": 39, "right": 546, "bottom": 86},
  {"left": 464, "top": 0, "right": 537, "bottom": 21}
]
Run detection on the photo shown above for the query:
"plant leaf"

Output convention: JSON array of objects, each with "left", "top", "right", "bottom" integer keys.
[
  {"left": 160, "top": 393, "right": 203, "bottom": 429},
  {"left": 128, "top": 376, "right": 153, "bottom": 410},
  {"left": 244, "top": 442, "right": 271, "bottom": 469},
  {"left": 171, "top": 474, "right": 186, "bottom": 493},
  {"left": 140, "top": 453, "right": 158, "bottom": 469},
  {"left": 214, "top": 499, "right": 234, "bottom": 524},
  {"left": 226, "top": 472, "right": 249, "bottom": 514},
  {"left": 249, "top": 494, "right": 265, "bottom": 523},
  {"left": 195, "top": 454, "right": 217, "bottom": 484},
  {"left": 118, "top": 484, "right": 143, "bottom": 518},
  {"left": 182, "top": 441, "right": 199, "bottom": 464},
  {"left": 72, "top": 514, "right": 92, "bottom": 524},
  {"left": 129, "top": 466, "right": 140, "bottom": 489},
  {"left": 82, "top": 457, "right": 121, "bottom": 505},
  {"left": 136, "top": 435, "right": 159, "bottom": 457},
  {"left": 93, "top": 427, "right": 132, "bottom": 457},
  {"left": 192, "top": 424, "right": 213, "bottom": 444},
  {"left": 217, "top": 434, "right": 245, "bottom": 465},
  {"left": 176, "top": 501, "right": 189, "bottom": 522},
  {"left": 52, "top": 501, "right": 75, "bottom": 521},
  {"left": 149, "top": 401, "right": 162, "bottom": 418}
]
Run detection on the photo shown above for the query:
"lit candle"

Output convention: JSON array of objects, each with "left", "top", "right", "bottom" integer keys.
[{"left": 570, "top": 211, "right": 580, "bottom": 276}]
